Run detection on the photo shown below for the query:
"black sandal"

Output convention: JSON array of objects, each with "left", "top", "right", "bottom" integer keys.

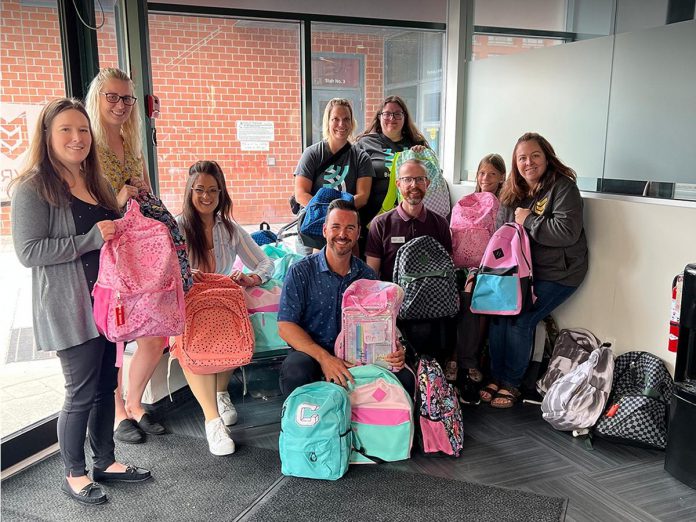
[
  {"left": 479, "top": 383, "right": 499, "bottom": 403},
  {"left": 490, "top": 388, "right": 520, "bottom": 409}
]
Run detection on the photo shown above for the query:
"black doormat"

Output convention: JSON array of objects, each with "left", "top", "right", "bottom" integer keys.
[
  {"left": 1, "top": 435, "right": 281, "bottom": 522},
  {"left": 242, "top": 465, "right": 567, "bottom": 522}
]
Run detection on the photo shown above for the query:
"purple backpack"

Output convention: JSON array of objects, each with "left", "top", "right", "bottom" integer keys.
[
  {"left": 470, "top": 222, "right": 535, "bottom": 315},
  {"left": 450, "top": 192, "right": 499, "bottom": 269}
]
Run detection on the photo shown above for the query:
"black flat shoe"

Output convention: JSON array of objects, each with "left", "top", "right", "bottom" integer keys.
[
  {"left": 136, "top": 413, "right": 165, "bottom": 435},
  {"left": 61, "top": 477, "right": 107, "bottom": 505},
  {"left": 114, "top": 419, "right": 145, "bottom": 444},
  {"left": 93, "top": 465, "right": 152, "bottom": 483}
]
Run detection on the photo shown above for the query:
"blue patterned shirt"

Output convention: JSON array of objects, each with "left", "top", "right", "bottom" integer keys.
[{"left": 278, "top": 248, "right": 376, "bottom": 353}]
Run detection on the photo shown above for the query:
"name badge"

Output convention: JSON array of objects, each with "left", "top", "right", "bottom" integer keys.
[{"left": 391, "top": 236, "right": 406, "bottom": 244}]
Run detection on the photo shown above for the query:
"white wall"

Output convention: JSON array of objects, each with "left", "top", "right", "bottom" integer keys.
[{"left": 451, "top": 185, "right": 696, "bottom": 373}]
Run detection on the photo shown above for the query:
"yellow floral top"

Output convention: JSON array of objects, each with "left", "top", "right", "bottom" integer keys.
[{"left": 98, "top": 142, "right": 144, "bottom": 192}]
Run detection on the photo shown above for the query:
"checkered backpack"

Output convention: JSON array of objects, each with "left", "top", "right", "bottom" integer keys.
[
  {"left": 594, "top": 351, "right": 674, "bottom": 449},
  {"left": 393, "top": 236, "right": 459, "bottom": 320}
]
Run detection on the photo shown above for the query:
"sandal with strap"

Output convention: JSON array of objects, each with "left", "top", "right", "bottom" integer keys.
[
  {"left": 468, "top": 368, "right": 483, "bottom": 383},
  {"left": 479, "top": 383, "right": 499, "bottom": 403},
  {"left": 490, "top": 388, "right": 520, "bottom": 409}
]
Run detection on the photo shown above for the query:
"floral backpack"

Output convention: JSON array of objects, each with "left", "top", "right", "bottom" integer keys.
[
  {"left": 416, "top": 356, "right": 464, "bottom": 456},
  {"left": 92, "top": 199, "right": 185, "bottom": 366},
  {"left": 134, "top": 190, "right": 193, "bottom": 292}
]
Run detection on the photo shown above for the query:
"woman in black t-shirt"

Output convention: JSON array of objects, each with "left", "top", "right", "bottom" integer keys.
[{"left": 356, "top": 95, "right": 430, "bottom": 226}]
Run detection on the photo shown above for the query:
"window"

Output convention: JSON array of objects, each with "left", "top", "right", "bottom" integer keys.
[
  {"left": 1, "top": 0, "right": 67, "bottom": 440},
  {"left": 147, "top": 14, "right": 303, "bottom": 226},
  {"left": 310, "top": 23, "right": 444, "bottom": 152}
]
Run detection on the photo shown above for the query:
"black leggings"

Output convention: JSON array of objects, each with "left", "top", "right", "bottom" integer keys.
[{"left": 56, "top": 336, "right": 118, "bottom": 477}]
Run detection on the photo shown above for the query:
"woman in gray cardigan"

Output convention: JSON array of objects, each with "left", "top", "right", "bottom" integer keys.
[{"left": 11, "top": 99, "right": 150, "bottom": 505}]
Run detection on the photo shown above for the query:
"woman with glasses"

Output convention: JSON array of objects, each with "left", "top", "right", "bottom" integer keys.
[
  {"left": 293, "top": 98, "right": 374, "bottom": 250},
  {"left": 11, "top": 98, "right": 150, "bottom": 505},
  {"left": 356, "top": 96, "right": 430, "bottom": 229},
  {"left": 85, "top": 68, "right": 166, "bottom": 444},
  {"left": 177, "top": 160, "right": 273, "bottom": 455},
  {"left": 480, "top": 132, "right": 588, "bottom": 408}
]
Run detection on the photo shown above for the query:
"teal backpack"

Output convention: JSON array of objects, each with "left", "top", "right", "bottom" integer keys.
[
  {"left": 250, "top": 312, "right": 287, "bottom": 356},
  {"left": 279, "top": 381, "right": 352, "bottom": 480},
  {"left": 348, "top": 365, "right": 414, "bottom": 464}
]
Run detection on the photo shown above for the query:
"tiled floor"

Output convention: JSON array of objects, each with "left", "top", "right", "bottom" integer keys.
[{"left": 161, "top": 379, "right": 696, "bottom": 522}]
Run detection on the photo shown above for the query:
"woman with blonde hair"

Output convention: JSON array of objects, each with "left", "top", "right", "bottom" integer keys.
[
  {"left": 86, "top": 67, "right": 165, "bottom": 443},
  {"left": 11, "top": 98, "right": 150, "bottom": 505},
  {"left": 293, "top": 98, "right": 374, "bottom": 251}
]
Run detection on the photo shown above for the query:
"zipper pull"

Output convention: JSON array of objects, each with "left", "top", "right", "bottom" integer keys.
[{"left": 115, "top": 292, "right": 125, "bottom": 326}]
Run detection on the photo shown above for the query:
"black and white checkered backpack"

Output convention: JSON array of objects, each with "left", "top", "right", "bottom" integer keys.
[
  {"left": 594, "top": 351, "right": 674, "bottom": 449},
  {"left": 393, "top": 236, "right": 459, "bottom": 320}
]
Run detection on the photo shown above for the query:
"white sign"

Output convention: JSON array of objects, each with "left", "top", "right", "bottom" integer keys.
[
  {"left": 236, "top": 121, "right": 274, "bottom": 143},
  {"left": 1, "top": 103, "right": 44, "bottom": 202},
  {"left": 240, "top": 141, "right": 270, "bottom": 152}
]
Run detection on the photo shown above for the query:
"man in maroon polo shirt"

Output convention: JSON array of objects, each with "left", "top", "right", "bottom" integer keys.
[{"left": 365, "top": 159, "right": 452, "bottom": 282}]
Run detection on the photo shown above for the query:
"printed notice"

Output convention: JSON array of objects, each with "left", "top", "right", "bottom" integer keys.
[
  {"left": 236, "top": 121, "right": 274, "bottom": 142},
  {"left": 240, "top": 141, "right": 270, "bottom": 152}
]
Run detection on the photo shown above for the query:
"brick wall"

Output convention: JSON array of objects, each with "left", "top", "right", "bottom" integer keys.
[{"left": 1, "top": 3, "right": 387, "bottom": 234}]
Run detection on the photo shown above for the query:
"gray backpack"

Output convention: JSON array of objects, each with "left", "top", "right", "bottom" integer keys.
[
  {"left": 541, "top": 345, "right": 614, "bottom": 431},
  {"left": 537, "top": 329, "right": 602, "bottom": 397}
]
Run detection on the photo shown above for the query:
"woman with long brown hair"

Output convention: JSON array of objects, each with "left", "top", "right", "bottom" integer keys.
[
  {"left": 356, "top": 95, "right": 429, "bottom": 227},
  {"left": 11, "top": 98, "right": 150, "bottom": 505},
  {"left": 177, "top": 160, "right": 273, "bottom": 455},
  {"left": 480, "top": 132, "right": 588, "bottom": 408}
]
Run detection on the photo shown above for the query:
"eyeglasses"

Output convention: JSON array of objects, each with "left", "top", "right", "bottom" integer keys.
[
  {"left": 379, "top": 111, "right": 404, "bottom": 121},
  {"left": 398, "top": 176, "right": 428, "bottom": 185},
  {"left": 100, "top": 92, "right": 137, "bottom": 106},
  {"left": 193, "top": 187, "right": 221, "bottom": 197}
]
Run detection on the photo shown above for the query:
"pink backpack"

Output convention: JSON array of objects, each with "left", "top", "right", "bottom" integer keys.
[
  {"left": 171, "top": 273, "right": 254, "bottom": 374},
  {"left": 92, "top": 200, "right": 185, "bottom": 366},
  {"left": 470, "top": 222, "right": 535, "bottom": 315},
  {"left": 335, "top": 279, "right": 404, "bottom": 369},
  {"left": 450, "top": 192, "right": 499, "bottom": 268},
  {"left": 243, "top": 285, "right": 282, "bottom": 313}
]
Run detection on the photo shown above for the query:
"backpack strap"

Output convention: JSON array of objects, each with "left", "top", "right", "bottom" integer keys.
[{"left": 317, "top": 142, "right": 352, "bottom": 174}]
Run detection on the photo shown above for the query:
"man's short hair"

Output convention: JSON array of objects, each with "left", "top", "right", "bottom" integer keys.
[
  {"left": 326, "top": 198, "right": 360, "bottom": 227},
  {"left": 398, "top": 159, "right": 428, "bottom": 177}
]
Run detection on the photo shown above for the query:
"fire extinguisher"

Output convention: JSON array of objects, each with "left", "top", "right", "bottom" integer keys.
[{"left": 669, "top": 273, "right": 684, "bottom": 353}]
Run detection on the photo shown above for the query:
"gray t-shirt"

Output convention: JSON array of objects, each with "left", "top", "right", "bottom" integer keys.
[{"left": 294, "top": 140, "right": 375, "bottom": 196}]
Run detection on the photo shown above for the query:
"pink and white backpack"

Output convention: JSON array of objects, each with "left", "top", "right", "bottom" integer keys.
[
  {"left": 243, "top": 285, "right": 282, "bottom": 313},
  {"left": 470, "top": 222, "right": 536, "bottom": 315},
  {"left": 450, "top": 191, "right": 499, "bottom": 268},
  {"left": 171, "top": 273, "right": 254, "bottom": 374},
  {"left": 92, "top": 200, "right": 185, "bottom": 366},
  {"left": 335, "top": 279, "right": 404, "bottom": 369}
]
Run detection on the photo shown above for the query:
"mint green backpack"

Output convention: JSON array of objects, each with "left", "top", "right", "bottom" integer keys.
[
  {"left": 348, "top": 365, "right": 414, "bottom": 464},
  {"left": 249, "top": 312, "right": 287, "bottom": 356},
  {"left": 279, "top": 381, "right": 352, "bottom": 480}
]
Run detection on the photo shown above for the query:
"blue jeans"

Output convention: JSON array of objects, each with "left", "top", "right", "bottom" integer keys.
[{"left": 488, "top": 280, "right": 577, "bottom": 389}]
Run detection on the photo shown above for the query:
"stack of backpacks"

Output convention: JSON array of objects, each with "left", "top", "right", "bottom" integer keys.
[{"left": 537, "top": 328, "right": 674, "bottom": 450}]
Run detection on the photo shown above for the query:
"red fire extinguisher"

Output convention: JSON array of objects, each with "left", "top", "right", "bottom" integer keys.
[{"left": 669, "top": 273, "right": 684, "bottom": 353}]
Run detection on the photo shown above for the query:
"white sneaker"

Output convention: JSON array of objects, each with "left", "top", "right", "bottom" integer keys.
[
  {"left": 205, "top": 417, "right": 236, "bottom": 456},
  {"left": 217, "top": 392, "right": 238, "bottom": 426}
]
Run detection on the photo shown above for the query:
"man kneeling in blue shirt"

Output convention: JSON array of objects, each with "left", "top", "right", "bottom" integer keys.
[{"left": 278, "top": 199, "right": 414, "bottom": 395}]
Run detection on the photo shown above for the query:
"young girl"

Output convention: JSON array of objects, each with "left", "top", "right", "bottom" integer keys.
[
  {"left": 10, "top": 98, "right": 150, "bottom": 505},
  {"left": 177, "top": 160, "right": 274, "bottom": 455},
  {"left": 86, "top": 68, "right": 165, "bottom": 443}
]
